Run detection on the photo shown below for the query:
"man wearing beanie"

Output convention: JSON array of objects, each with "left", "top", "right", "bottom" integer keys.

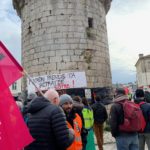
[
  {"left": 134, "top": 89, "right": 150, "bottom": 150},
  {"left": 109, "top": 88, "right": 139, "bottom": 150},
  {"left": 25, "top": 90, "right": 74, "bottom": 150},
  {"left": 60, "top": 94, "right": 83, "bottom": 150}
]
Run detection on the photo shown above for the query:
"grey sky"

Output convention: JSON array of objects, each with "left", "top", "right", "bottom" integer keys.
[
  {"left": 107, "top": 0, "right": 150, "bottom": 83},
  {"left": 0, "top": 0, "right": 21, "bottom": 62},
  {"left": 0, "top": 0, "right": 150, "bottom": 83}
]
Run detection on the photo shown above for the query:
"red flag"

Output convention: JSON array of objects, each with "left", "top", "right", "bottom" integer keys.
[
  {"left": 124, "top": 87, "right": 129, "bottom": 95},
  {"left": 0, "top": 41, "right": 23, "bottom": 90},
  {"left": 0, "top": 41, "right": 34, "bottom": 149},
  {"left": 0, "top": 88, "right": 34, "bottom": 150}
]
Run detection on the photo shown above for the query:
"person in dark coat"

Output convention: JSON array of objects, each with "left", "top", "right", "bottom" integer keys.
[
  {"left": 109, "top": 88, "right": 139, "bottom": 150},
  {"left": 73, "top": 96, "right": 84, "bottom": 119},
  {"left": 134, "top": 89, "right": 150, "bottom": 150},
  {"left": 25, "top": 89, "right": 74, "bottom": 150},
  {"left": 23, "top": 92, "right": 37, "bottom": 117},
  {"left": 73, "top": 96, "right": 87, "bottom": 150},
  {"left": 144, "top": 91, "right": 150, "bottom": 103},
  {"left": 91, "top": 96, "right": 108, "bottom": 150}
]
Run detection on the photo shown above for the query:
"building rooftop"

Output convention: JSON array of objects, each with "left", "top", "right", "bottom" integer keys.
[{"left": 135, "top": 54, "right": 150, "bottom": 67}]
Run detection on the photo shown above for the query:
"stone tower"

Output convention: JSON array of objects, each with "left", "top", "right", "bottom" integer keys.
[{"left": 13, "top": 0, "right": 112, "bottom": 90}]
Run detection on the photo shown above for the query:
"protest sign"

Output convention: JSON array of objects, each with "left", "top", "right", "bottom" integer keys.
[{"left": 28, "top": 71, "right": 87, "bottom": 92}]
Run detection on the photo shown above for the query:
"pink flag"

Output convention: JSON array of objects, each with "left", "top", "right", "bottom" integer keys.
[
  {"left": 0, "top": 41, "right": 23, "bottom": 90},
  {"left": 0, "top": 41, "right": 34, "bottom": 149},
  {"left": 0, "top": 89, "right": 34, "bottom": 150},
  {"left": 124, "top": 87, "right": 129, "bottom": 95}
]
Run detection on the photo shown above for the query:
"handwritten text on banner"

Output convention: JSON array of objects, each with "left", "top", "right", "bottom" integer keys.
[{"left": 28, "top": 72, "right": 87, "bottom": 92}]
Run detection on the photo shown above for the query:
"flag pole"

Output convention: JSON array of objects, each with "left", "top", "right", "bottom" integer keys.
[{"left": 23, "top": 70, "right": 44, "bottom": 97}]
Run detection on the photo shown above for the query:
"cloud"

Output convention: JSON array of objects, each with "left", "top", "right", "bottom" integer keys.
[
  {"left": 107, "top": 0, "right": 150, "bottom": 83},
  {"left": 1, "top": 0, "right": 149, "bottom": 84},
  {"left": 0, "top": 0, "right": 21, "bottom": 62},
  {"left": 110, "top": 0, "right": 150, "bottom": 15}
]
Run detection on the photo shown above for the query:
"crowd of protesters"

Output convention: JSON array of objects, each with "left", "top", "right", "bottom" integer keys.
[
  {"left": 14, "top": 89, "right": 107, "bottom": 150},
  {"left": 13, "top": 87, "right": 150, "bottom": 150},
  {"left": 109, "top": 88, "right": 150, "bottom": 150}
]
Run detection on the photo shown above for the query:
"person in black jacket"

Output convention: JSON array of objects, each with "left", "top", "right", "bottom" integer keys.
[
  {"left": 91, "top": 95, "right": 108, "bottom": 150},
  {"left": 25, "top": 89, "right": 74, "bottom": 150},
  {"left": 73, "top": 96, "right": 87, "bottom": 149},
  {"left": 144, "top": 91, "right": 150, "bottom": 103},
  {"left": 109, "top": 88, "right": 139, "bottom": 150},
  {"left": 134, "top": 89, "right": 150, "bottom": 150},
  {"left": 23, "top": 92, "right": 37, "bottom": 120}
]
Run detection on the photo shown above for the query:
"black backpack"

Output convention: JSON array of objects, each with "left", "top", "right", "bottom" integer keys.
[{"left": 92, "top": 102, "right": 108, "bottom": 124}]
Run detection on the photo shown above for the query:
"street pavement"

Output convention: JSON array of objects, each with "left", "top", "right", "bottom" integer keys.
[
  {"left": 95, "top": 131, "right": 148, "bottom": 150},
  {"left": 103, "top": 143, "right": 116, "bottom": 149},
  {"left": 102, "top": 143, "right": 148, "bottom": 150},
  {"left": 95, "top": 143, "right": 116, "bottom": 149},
  {"left": 95, "top": 131, "right": 116, "bottom": 150}
]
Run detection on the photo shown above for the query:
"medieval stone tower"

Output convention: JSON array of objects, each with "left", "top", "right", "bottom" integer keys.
[{"left": 13, "top": 0, "right": 112, "bottom": 90}]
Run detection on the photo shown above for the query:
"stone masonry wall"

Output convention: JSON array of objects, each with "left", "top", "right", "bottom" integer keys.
[{"left": 13, "top": 0, "right": 112, "bottom": 90}]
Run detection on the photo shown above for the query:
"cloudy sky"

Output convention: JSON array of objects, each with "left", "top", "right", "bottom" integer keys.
[
  {"left": 0, "top": 0, "right": 150, "bottom": 84},
  {"left": 107, "top": 0, "right": 150, "bottom": 83}
]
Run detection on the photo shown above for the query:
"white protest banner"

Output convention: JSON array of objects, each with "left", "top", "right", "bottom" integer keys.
[{"left": 28, "top": 71, "right": 87, "bottom": 92}]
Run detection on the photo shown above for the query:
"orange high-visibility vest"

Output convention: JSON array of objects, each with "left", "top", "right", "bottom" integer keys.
[{"left": 67, "top": 113, "right": 82, "bottom": 150}]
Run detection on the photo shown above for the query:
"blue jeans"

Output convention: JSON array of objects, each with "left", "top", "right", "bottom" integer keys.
[{"left": 116, "top": 133, "right": 139, "bottom": 150}]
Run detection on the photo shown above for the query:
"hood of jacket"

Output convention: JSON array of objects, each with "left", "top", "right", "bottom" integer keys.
[
  {"left": 27, "top": 96, "right": 51, "bottom": 114},
  {"left": 73, "top": 101, "right": 84, "bottom": 109},
  {"left": 113, "top": 95, "right": 128, "bottom": 102},
  {"left": 73, "top": 101, "right": 84, "bottom": 115}
]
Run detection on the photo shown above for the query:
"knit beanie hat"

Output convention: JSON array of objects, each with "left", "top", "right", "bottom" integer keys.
[
  {"left": 44, "top": 89, "right": 59, "bottom": 101},
  {"left": 135, "top": 89, "right": 144, "bottom": 98},
  {"left": 27, "top": 92, "right": 37, "bottom": 100},
  {"left": 59, "top": 94, "right": 73, "bottom": 106}
]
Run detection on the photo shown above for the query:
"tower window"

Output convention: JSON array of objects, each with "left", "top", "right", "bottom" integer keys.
[{"left": 88, "top": 18, "right": 93, "bottom": 28}]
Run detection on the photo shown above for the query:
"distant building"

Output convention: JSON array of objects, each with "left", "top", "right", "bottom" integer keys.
[
  {"left": 10, "top": 79, "right": 22, "bottom": 97},
  {"left": 135, "top": 54, "right": 150, "bottom": 91},
  {"left": 112, "top": 82, "right": 137, "bottom": 93}
]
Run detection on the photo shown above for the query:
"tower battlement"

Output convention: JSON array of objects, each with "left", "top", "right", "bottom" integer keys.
[{"left": 13, "top": 0, "right": 112, "bottom": 17}]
